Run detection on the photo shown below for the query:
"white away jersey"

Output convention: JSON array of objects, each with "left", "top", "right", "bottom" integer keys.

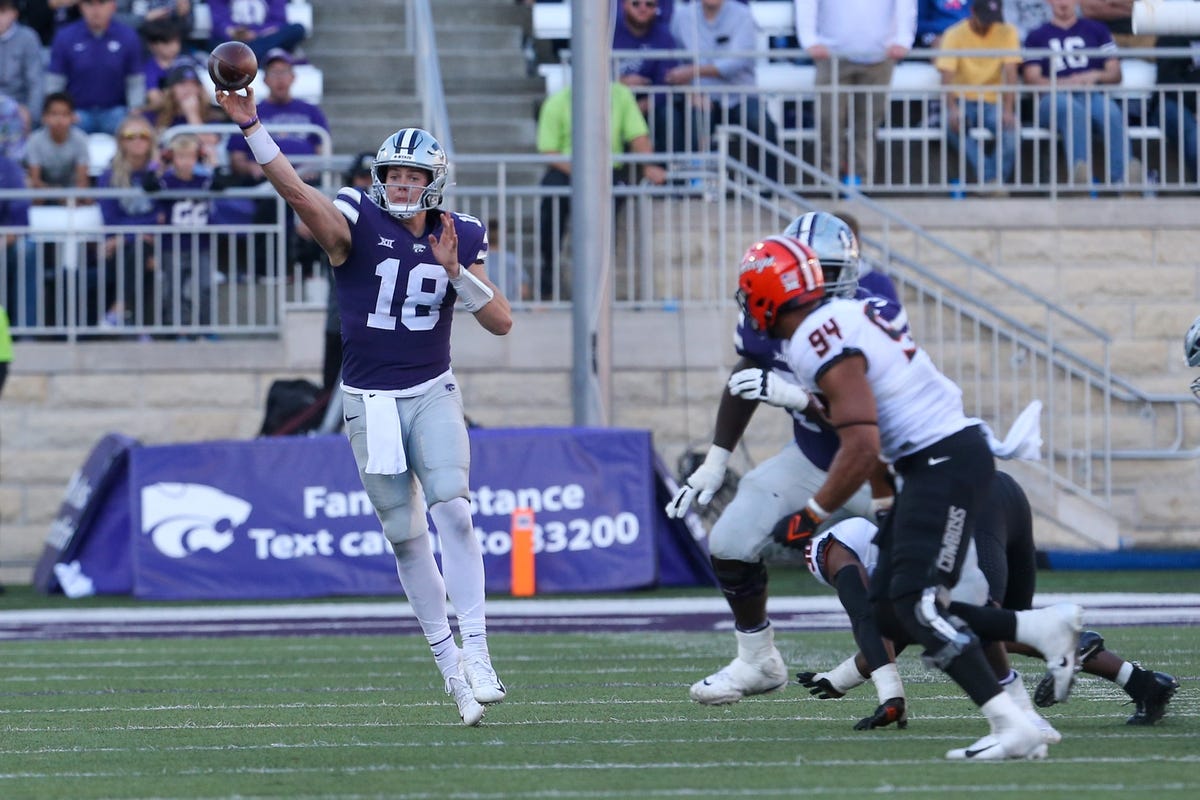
[
  {"left": 785, "top": 297, "right": 974, "bottom": 462},
  {"left": 806, "top": 516, "right": 878, "bottom": 587}
]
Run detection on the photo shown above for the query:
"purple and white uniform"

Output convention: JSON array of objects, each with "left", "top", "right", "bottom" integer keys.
[{"left": 332, "top": 187, "right": 489, "bottom": 544}]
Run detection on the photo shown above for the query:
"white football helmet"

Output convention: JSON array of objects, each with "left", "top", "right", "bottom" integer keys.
[
  {"left": 369, "top": 128, "right": 449, "bottom": 219},
  {"left": 1186, "top": 314, "right": 1200, "bottom": 368},
  {"left": 782, "top": 211, "right": 860, "bottom": 297}
]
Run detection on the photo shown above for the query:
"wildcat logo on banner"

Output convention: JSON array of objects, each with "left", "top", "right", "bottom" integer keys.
[{"left": 119, "top": 429, "right": 662, "bottom": 600}]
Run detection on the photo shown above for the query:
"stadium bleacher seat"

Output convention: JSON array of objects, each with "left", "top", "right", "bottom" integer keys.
[{"left": 29, "top": 204, "right": 104, "bottom": 271}]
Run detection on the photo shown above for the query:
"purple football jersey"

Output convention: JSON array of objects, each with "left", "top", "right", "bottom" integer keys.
[
  {"left": 1023, "top": 19, "right": 1116, "bottom": 80},
  {"left": 332, "top": 188, "right": 488, "bottom": 391},
  {"left": 735, "top": 288, "right": 907, "bottom": 470}
]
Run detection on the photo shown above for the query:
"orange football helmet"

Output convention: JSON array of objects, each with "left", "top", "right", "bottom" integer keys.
[{"left": 735, "top": 235, "right": 825, "bottom": 332}]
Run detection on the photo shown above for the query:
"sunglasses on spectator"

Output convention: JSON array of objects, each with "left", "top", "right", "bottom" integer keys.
[
  {"left": 630, "top": 1, "right": 657, "bottom": 8},
  {"left": 121, "top": 131, "right": 153, "bottom": 141}
]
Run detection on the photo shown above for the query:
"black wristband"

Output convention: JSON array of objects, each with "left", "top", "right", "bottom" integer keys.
[{"left": 238, "top": 116, "right": 259, "bottom": 131}]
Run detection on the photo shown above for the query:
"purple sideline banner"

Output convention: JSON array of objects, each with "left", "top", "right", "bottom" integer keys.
[{"left": 124, "top": 428, "right": 662, "bottom": 600}]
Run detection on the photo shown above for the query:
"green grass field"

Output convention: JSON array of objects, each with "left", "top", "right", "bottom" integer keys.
[{"left": 1, "top": 570, "right": 1197, "bottom": 799}]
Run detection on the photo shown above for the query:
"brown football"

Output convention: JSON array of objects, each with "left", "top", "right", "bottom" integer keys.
[{"left": 207, "top": 41, "right": 258, "bottom": 91}]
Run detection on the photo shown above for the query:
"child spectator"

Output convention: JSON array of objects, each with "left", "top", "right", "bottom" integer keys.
[
  {"left": 24, "top": 92, "right": 90, "bottom": 197},
  {"left": 141, "top": 18, "right": 198, "bottom": 114},
  {"left": 149, "top": 62, "right": 227, "bottom": 167},
  {"left": 153, "top": 132, "right": 213, "bottom": 332}
]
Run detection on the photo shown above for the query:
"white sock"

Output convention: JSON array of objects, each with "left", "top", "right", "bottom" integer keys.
[
  {"left": 431, "top": 497, "right": 489, "bottom": 652},
  {"left": 1116, "top": 661, "right": 1135, "bottom": 687},
  {"left": 1001, "top": 670, "right": 1035, "bottom": 712},
  {"left": 390, "top": 535, "right": 456, "bottom": 679},
  {"left": 869, "top": 663, "right": 905, "bottom": 703}
]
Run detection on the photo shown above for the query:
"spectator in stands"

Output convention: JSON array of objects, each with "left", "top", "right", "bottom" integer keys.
[
  {"left": 149, "top": 62, "right": 227, "bottom": 168},
  {"left": 0, "top": 0, "right": 46, "bottom": 139},
  {"left": 0, "top": 150, "right": 36, "bottom": 328},
  {"left": 795, "top": 0, "right": 917, "bottom": 184},
  {"left": 141, "top": 18, "right": 199, "bottom": 114},
  {"left": 916, "top": 0, "right": 972, "bottom": 49},
  {"left": 0, "top": 94, "right": 25, "bottom": 162},
  {"left": 1002, "top": 0, "right": 1050, "bottom": 42},
  {"left": 95, "top": 114, "right": 159, "bottom": 328},
  {"left": 536, "top": 80, "right": 666, "bottom": 299},
  {"left": 1022, "top": 0, "right": 1141, "bottom": 188},
  {"left": 24, "top": 92, "right": 90, "bottom": 196},
  {"left": 206, "top": 0, "right": 305, "bottom": 62},
  {"left": 226, "top": 47, "right": 327, "bottom": 278},
  {"left": 46, "top": 0, "right": 144, "bottom": 135},
  {"left": 614, "top": 0, "right": 697, "bottom": 157},
  {"left": 1151, "top": 34, "right": 1200, "bottom": 183},
  {"left": 130, "top": 0, "right": 191, "bottom": 40},
  {"left": 151, "top": 132, "right": 213, "bottom": 332},
  {"left": 936, "top": 0, "right": 1020, "bottom": 193},
  {"left": 669, "top": 0, "right": 780, "bottom": 185}
]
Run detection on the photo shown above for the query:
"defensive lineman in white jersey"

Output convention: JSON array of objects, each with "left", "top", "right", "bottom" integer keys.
[{"left": 736, "top": 235, "right": 1081, "bottom": 761}]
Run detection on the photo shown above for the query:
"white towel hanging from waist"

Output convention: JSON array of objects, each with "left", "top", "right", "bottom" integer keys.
[
  {"left": 983, "top": 399, "right": 1043, "bottom": 461},
  {"left": 363, "top": 392, "right": 407, "bottom": 474}
]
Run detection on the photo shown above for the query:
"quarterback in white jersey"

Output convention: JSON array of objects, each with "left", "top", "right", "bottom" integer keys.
[{"left": 736, "top": 235, "right": 1081, "bottom": 761}]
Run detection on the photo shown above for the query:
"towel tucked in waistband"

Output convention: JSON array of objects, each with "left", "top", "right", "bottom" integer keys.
[{"left": 363, "top": 392, "right": 407, "bottom": 474}]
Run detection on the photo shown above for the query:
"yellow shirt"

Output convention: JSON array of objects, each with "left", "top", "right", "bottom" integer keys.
[{"left": 934, "top": 20, "right": 1021, "bottom": 104}]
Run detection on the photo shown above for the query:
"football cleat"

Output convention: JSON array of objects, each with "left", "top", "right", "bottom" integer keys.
[
  {"left": 1026, "top": 709, "right": 1062, "bottom": 745},
  {"left": 1126, "top": 670, "right": 1178, "bottom": 726},
  {"left": 445, "top": 669, "right": 486, "bottom": 727},
  {"left": 690, "top": 653, "right": 788, "bottom": 705},
  {"left": 854, "top": 697, "right": 907, "bottom": 730},
  {"left": 1018, "top": 603, "right": 1083, "bottom": 706},
  {"left": 462, "top": 652, "right": 506, "bottom": 704},
  {"left": 1034, "top": 629, "right": 1106, "bottom": 708},
  {"left": 945, "top": 729, "right": 1048, "bottom": 761}
]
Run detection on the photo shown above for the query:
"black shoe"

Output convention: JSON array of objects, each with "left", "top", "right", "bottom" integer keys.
[
  {"left": 1078, "top": 630, "right": 1106, "bottom": 664},
  {"left": 1126, "top": 670, "right": 1179, "bottom": 726}
]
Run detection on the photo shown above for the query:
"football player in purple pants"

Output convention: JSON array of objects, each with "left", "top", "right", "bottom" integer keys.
[{"left": 216, "top": 88, "right": 512, "bottom": 727}]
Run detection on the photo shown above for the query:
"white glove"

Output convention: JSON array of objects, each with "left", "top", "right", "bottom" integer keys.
[
  {"left": 664, "top": 445, "right": 731, "bottom": 518},
  {"left": 727, "top": 368, "right": 810, "bottom": 411}
]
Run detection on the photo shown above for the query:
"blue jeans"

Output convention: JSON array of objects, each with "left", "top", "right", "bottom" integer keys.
[
  {"left": 76, "top": 106, "right": 128, "bottom": 136},
  {"left": 948, "top": 101, "right": 1015, "bottom": 183},
  {"left": 3, "top": 238, "right": 39, "bottom": 329},
  {"left": 1037, "top": 90, "right": 1129, "bottom": 181},
  {"left": 1152, "top": 97, "right": 1198, "bottom": 180},
  {"left": 213, "top": 24, "right": 308, "bottom": 63}
]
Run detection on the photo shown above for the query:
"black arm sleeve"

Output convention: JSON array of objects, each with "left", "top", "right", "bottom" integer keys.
[{"left": 834, "top": 564, "right": 892, "bottom": 674}]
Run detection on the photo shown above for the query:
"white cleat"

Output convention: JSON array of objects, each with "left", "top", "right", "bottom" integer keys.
[
  {"left": 1002, "top": 670, "right": 1061, "bottom": 745},
  {"left": 446, "top": 669, "right": 486, "bottom": 727},
  {"left": 1026, "top": 709, "right": 1062, "bottom": 745},
  {"left": 945, "top": 726, "right": 1048, "bottom": 761},
  {"left": 690, "top": 626, "right": 788, "bottom": 705},
  {"left": 462, "top": 652, "right": 507, "bottom": 704},
  {"left": 1037, "top": 604, "right": 1084, "bottom": 704}
]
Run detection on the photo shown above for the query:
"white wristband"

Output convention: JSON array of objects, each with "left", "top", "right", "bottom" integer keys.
[
  {"left": 807, "top": 497, "right": 830, "bottom": 520},
  {"left": 244, "top": 125, "right": 281, "bottom": 165},
  {"left": 449, "top": 266, "right": 495, "bottom": 313}
]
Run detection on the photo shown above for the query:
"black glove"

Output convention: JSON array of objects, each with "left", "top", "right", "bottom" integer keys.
[
  {"left": 771, "top": 505, "right": 822, "bottom": 550},
  {"left": 854, "top": 697, "right": 907, "bottom": 730},
  {"left": 797, "top": 671, "right": 844, "bottom": 700}
]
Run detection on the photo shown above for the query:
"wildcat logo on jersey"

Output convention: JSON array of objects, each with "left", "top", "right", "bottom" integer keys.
[
  {"left": 412, "top": 243, "right": 427, "bottom": 254},
  {"left": 141, "top": 483, "right": 252, "bottom": 558}
]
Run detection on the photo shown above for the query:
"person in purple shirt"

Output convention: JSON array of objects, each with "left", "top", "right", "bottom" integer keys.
[
  {"left": 206, "top": 0, "right": 305, "bottom": 62},
  {"left": 152, "top": 133, "right": 214, "bottom": 330},
  {"left": 1021, "top": 0, "right": 1140, "bottom": 187},
  {"left": 45, "top": 0, "right": 144, "bottom": 135},
  {"left": 665, "top": 211, "right": 903, "bottom": 708},
  {"left": 613, "top": 0, "right": 696, "bottom": 155},
  {"left": 0, "top": 152, "right": 37, "bottom": 328},
  {"left": 216, "top": 82, "right": 513, "bottom": 727},
  {"left": 225, "top": 48, "right": 326, "bottom": 277}
]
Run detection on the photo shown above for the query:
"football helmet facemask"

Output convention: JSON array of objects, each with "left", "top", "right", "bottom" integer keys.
[
  {"left": 783, "top": 211, "right": 860, "bottom": 297},
  {"left": 369, "top": 127, "right": 449, "bottom": 219},
  {"left": 735, "top": 235, "right": 825, "bottom": 333}
]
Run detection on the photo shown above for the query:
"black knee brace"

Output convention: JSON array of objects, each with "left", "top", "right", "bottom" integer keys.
[{"left": 711, "top": 557, "right": 768, "bottom": 602}]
